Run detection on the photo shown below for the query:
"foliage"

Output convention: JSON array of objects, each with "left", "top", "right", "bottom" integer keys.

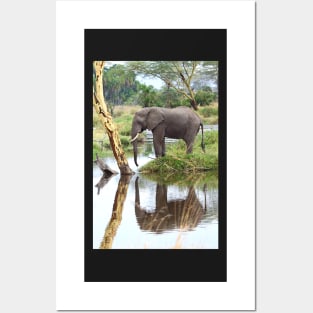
[
  {"left": 137, "top": 84, "right": 161, "bottom": 107},
  {"left": 195, "top": 90, "right": 217, "bottom": 106},
  {"left": 158, "top": 87, "right": 189, "bottom": 108},
  {"left": 126, "top": 61, "right": 218, "bottom": 110},
  {"left": 103, "top": 64, "right": 139, "bottom": 105},
  {"left": 100, "top": 62, "right": 218, "bottom": 112}
]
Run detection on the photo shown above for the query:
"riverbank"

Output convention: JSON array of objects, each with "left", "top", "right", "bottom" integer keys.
[{"left": 139, "top": 131, "right": 218, "bottom": 173}]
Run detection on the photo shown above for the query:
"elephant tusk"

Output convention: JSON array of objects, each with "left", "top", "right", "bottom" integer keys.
[{"left": 130, "top": 133, "right": 140, "bottom": 143}]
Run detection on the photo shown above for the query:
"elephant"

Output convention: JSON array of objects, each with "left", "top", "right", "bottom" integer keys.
[
  {"left": 134, "top": 177, "right": 207, "bottom": 233},
  {"left": 130, "top": 106, "right": 205, "bottom": 166}
]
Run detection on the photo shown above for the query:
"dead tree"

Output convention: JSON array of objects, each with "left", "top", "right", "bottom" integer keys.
[{"left": 93, "top": 61, "right": 133, "bottom": 175}]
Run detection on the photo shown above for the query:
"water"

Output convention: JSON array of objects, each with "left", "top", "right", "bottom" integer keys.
[{"left": 93, "top": 141, "right": 218, "bottom": 249}]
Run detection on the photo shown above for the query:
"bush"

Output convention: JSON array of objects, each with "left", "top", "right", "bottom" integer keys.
[{"left": 195, "top": 90, "right": 216, "bottom": 106}]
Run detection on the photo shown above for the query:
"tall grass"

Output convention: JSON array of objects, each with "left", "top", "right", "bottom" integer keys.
[{"left": 198, "top": 102, "right": 218, "bottom": 125}]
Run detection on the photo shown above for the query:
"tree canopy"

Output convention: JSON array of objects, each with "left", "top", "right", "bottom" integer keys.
[
  {"left": 126, "top": 61, "right": 218, "bottom": 110},
  {"left": 103, "top": 64, "right": 139, "bottom": 105},
  {"left": 101, "top": 61, "right": 218, "bottom": 110}
]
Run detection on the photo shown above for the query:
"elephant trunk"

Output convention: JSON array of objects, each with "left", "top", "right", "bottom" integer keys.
[
  {"left": 131, "top": 128, "right": 140, "bottom": 167},
  {"left": 133, "top": 141, "right": 139, "bottom": 167},
  {"left": 131, "top": 114, "right": 143, "bottom": 167}
]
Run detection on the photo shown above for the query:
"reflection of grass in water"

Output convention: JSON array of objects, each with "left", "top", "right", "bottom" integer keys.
[
  {"left": 140, "top": 170, "right": 218, "bottom": 189},
  {"left": 141, "top": 212, "right": 173, "bottom": 233},
  {"left": 178, "top": 191, "right": 202, "bottom": 230}
]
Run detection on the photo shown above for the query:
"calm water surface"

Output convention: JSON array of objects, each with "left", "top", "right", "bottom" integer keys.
[{"left": 93, "top": 142, "right": 218, "bottom": 249}]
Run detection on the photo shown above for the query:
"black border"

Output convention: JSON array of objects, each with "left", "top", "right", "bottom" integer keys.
[{"left": 85, "top": 29, "right": 226, "bottom": 282}]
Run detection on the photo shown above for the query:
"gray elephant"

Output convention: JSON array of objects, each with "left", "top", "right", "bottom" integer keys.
[{"left": 130, "top": 106, "right": 205, "bottom": 166}]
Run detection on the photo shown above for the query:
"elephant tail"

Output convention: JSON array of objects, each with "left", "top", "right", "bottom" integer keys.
[{"left": 200, "top": 122, "right": 205, "bottom": 152}]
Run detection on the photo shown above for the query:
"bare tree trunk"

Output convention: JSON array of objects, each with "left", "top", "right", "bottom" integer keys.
[{"left": 93, "top": 61, "right": 133, "bottom": 175}]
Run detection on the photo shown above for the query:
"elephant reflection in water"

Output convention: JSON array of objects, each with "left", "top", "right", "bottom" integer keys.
[{"left": 135, "top": 177, "right": 206, "bottom": 233}]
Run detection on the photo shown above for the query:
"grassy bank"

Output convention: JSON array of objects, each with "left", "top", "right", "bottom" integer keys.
[{"left": 139, "top": 131, "right": 218, "bottom": 173}]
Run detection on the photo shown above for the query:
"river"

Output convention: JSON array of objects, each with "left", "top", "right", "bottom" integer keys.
[{"left": 93, "top": 139, "right": 218, "bottom": 249}]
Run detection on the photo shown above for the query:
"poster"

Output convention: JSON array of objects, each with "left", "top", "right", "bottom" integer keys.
[{"left": 56, "top": 1, "right": 255, "bottom": 310}]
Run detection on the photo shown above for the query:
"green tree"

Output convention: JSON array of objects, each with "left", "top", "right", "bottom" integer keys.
[
  {"left": 127, "top": 61, "right": 218, "bottom": 110},
  {"left": 103, "top": 64, "right": 139, "bottom": 105},
  {"left": 159, "top": 86, "right": 186, "bottom": 108},
  {"left": 137, "top": 84, "right": 160, "bottom": 107},
  {"left": 195, "top": 89, "right": 217, "bottom": 106}
]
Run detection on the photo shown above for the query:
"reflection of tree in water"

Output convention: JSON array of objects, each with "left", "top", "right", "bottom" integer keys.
[
  {"left": 135, "top": 177, "right": 208, "bottom": 233},
  {"left": 94, "top": 154, "right": 118, "bottom": 195},
  {"left": 95, "top": 172, "right": 117, "bottom": 194},
  {"left": 99, "top": 175, "right": 132, "bottom": 249}
]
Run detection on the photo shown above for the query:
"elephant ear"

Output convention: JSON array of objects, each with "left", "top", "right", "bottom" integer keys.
[{"left": 146, "top": 108, "right": 164, "bottom": 130}]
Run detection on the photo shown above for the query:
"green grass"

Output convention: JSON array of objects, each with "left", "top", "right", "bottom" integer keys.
[
  {"left": 139, "top": 131, "right": 218, "bottom": 173},
  {"left": 113, "top": 114, "right": 133, "bottom": 136},
  {"left": 92, "top": 135, "right": 133, "bottom": 160}
]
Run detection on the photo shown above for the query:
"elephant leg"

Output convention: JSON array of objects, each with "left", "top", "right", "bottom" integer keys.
[
  {"left": 185, "top": 141, "right": 194, "bottom": 153},
  {"left": 152, "top": 127, "right": 165, "bottom": 157},
  {"left": 162, "top": 138, "right": 166, "bottom": 156},
  {"left": 184, "top": 129, "right": 198, "bottom": 153}
]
